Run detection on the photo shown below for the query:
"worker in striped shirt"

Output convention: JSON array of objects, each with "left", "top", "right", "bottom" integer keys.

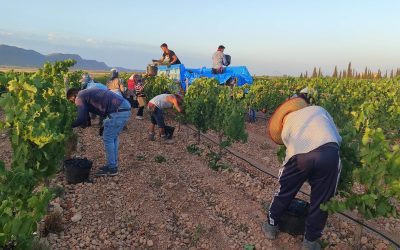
[{"left": 134, "top": 77, "right": 146, "bottom": 120}]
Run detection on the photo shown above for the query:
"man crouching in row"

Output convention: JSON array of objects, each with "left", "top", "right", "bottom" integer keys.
[{"left": 147, "top": 93, "right": 184, "bottom": 142}]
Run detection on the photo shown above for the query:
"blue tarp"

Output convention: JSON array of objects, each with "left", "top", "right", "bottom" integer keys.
[{"left": 157, "top": 64, "right": 253, "bottom": 91}]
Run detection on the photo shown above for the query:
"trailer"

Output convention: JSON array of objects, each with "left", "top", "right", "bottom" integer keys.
[{"left": 156, "top": 64, "right": 253, "bottom": 91}]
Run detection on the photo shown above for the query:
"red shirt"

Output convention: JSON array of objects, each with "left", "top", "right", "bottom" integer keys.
[{"left": 127, "top": 78, "right": 135, "bottom": 90}]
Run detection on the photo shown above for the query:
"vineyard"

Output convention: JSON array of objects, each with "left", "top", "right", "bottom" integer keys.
[
  {"left": 0, "top": 61, "right": 399, "bottom": 249},
  {"left": 246, "top": 77, "right": 400, "bottom": 217}
]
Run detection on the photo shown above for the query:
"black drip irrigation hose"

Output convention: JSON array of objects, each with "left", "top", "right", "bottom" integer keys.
[
  {"left": 254, "top": 115, "right": 267, "bottom": 120},
  {"left": 183, "top": 125, "right": 400, "bottom": 248}
]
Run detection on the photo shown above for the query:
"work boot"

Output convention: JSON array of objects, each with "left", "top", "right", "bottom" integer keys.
[
  {"left": 107, "top": 167, "right": 118, "bottom": 176},
  {"left": 161, "top": 134, "right": 174, "bottom": 144},
  {"left": 302, "top": 238, "right": 321, "bottom": 250},
  {"left": 148, "top": 132, "right": 155, "bottom": 141},
  {"left": 163, "top": 138, "right": 175, "bottom": 144},
  {"left": 165, "top": 126, "right": 175, "bottom": 139},
  {"left": 99, "top": 165, "right": 109, "bottom": 171},
  {"left": 95, "top": 166, "right": 118, "bottom": 177},
  {"left": 262, "top": 221, "right": 278, "bottom": 240}
]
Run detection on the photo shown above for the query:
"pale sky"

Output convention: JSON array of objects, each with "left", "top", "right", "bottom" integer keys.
[{"left": 1, "top": 0, "right": 399, "bottom": 75}]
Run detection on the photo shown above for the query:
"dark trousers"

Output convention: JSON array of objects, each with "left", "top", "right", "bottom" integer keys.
[
  {"left": 137, "top": 106, "right": 144, "bottom": 117},
  {"left": 150, "top": 107, "right": 165, "bottom": 128},
  {"left": 268, "top": 142, "right": 341, "bottom": 241}
]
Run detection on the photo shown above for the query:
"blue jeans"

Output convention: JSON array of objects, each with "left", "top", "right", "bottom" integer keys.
[{"left": 103, "top": 100, "right": 131, "bottom": 169}]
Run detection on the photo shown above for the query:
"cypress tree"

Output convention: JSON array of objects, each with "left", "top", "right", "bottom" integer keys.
[
  {"left": 332, "top": 66, "right": 338, "bottom": 78},
  {"left": 318, "top": 68, "right": 322, "bottom": 77},
  {"left": 347, "top": 62, "right": 352, "bottom": 78},
  {"left": 377, "top": 69, "right": 382, "bottom": 79},
  {"left": 390, "top": 69, "right": 394, "bottom": 78},
  {"left": 312, "top": 67, "right": 318, "bottom": 78}
]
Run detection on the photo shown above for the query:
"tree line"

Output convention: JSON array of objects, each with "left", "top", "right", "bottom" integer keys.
[{"left": 300, "top": 62, "right": 400, "bottom": 79}]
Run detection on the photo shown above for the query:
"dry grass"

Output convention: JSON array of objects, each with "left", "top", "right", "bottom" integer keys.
[
  {"left": 0, "top": 66, "right": 137, "bottom": 75},
  {"left": 0, "top": 66, "right": 39, "bottom": 73}
]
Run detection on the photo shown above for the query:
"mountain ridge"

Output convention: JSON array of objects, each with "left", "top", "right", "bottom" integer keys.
[{"left": 0, "top": 44, "right": 142, "bottom": 72}]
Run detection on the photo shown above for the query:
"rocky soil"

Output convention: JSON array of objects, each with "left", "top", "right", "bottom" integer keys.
[{"left": 0, "top": 109, "right": 398, "bottom": 249}]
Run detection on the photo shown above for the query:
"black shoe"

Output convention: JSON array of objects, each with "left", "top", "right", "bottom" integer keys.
[
  {"left": 148, "top": 132, "right": 155, "bottom": 141},
  {"left": 165, "top": 126, "right": 175, "bottom": 139},
  {"left": 95, "top": 166, "right": 118, "bottom": 177},
  {"left": 262, "top": 221, "right": 278, "bottom": 240},
  {"left": 99, "top": 165, "right": 109, "bottom": 171},
  {"left": 108, "top": 168, "right": 118, "bottom": 176},
  {"left": 302, "top": 238, "right": 321, "bottom": 250}
]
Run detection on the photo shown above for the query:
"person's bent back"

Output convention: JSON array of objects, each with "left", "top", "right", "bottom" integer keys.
[
  {"left": 67, "top": 88, "right": 131, "bottom": 177},
  {"left": 68, "top": 88, "right": 128, "bottom": 127}
]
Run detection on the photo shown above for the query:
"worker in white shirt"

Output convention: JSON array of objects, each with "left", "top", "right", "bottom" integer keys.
[
  {"left": 212, "top": 45, "right": 231, "bottom": 74},
  {"left": 263, "top": 96, "right": 342, "bottom": 250}
]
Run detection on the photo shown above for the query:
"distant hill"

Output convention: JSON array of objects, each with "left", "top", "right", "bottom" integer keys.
[
  {"left": 46, "top": 53, "right": 109, "bottom": 70},
  {"left": 0, "top": 44, "right": 141, "bottom": 72},
  {"left": 0, "top": 45, "right": 46, "bottom": 67}
]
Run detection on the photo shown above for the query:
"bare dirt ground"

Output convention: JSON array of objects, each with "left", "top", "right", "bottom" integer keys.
[
  {"left": 0, "top": 109, "right": 397, "bottom": 249},
  {"left": 0, "top": 110, "right": 12, "bottom": 168}
]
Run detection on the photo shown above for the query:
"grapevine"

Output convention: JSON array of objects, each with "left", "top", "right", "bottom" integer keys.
[
  {"left": 247, "top": 77, "right": 400, "bottom": 219},
  {"left": 0, "top": 60, "right": 77, "bottom": 248}
]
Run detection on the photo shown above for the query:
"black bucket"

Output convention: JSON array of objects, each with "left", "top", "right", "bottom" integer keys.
[
  {"left": 279, "top": 198, "right": 309, "bottom": 235},
  {"left": 64, "top": 158, "right": 93, "bottom": 184}
]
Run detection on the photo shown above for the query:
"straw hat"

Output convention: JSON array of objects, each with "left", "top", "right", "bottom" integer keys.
[
  {"left": 268, "top": 97, "right": 308, "bottom": 144},
  {"left": 299, "top": 87, "right": 309, "bottom": 94}
]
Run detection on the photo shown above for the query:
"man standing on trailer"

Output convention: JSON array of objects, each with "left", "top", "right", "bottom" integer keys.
[
  {"left": 212, "top": 45, "right": 230, "bottom": 74},
  {"left": 156, "top": 43, "right": 182, "bottom": 65}
]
